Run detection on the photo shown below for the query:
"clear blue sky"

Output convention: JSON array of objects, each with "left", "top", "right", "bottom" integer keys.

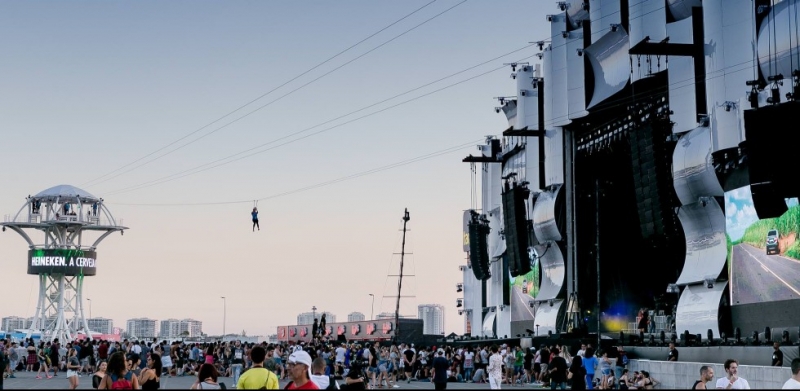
[{"left": 0, "top": 0, "right": 549, "bottom": 336}]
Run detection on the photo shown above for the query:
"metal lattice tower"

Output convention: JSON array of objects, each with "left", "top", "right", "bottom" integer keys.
[{"left": 1, "top": 185, "right": 127, "bottom": 342}]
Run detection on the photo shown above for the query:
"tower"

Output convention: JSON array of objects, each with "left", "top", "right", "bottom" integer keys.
[{"left": 1, "top": 185, "right": 127, "bottom": 342}]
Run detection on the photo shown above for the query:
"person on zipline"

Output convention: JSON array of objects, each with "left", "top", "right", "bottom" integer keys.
[{"left": 252, "top": 207, "right": 260, "bottom": 231}]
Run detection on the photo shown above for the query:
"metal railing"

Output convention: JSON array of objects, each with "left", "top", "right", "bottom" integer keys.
[{"left": 3, "top": 213, "right": 123, "bottom": 227}]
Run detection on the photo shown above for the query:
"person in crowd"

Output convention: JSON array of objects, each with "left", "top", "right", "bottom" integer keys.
[
  {"left": 342, "top": 359, "right": 366, "bottom": 391},
  {"left": 668, "top": 342, "right": 679, "bottom": 362},
  {"left": 285, "top": 350, "right": 319, "bottom": 390},
  {"left": 782, "top": 358, "right": 800, "bottom": 389},
  {"left": 0, "top": 347, "right": 7, "bottom": 391},
  {"left": 522, "top": 347, "right": 534, "bottom": 385},
  {"left": 66, "top": 348, "right": 80, "bottom": 390},
  {"left": 319, "top": 314, "right": 327, "bottom": 338},
  {"left": 773, "top": 342, "right": 784, "bottom": 367},
  {"left": 92, "top": 360, "right": 107, "bottom": 390},
  {"left": 192, "top": 363, "right": 223, "bottom": 390},
  {"left": 231, "top": 340, "right": 246, "bottom": 385},
  {"left": 619, "top": 369, "right": 632, "bottom": 390},
  {"left": 692, "top": 365, "right": 715, "bottom": 389},
  {"left": 547, "top": 347, "right": 568, "bottom": 390},
  {"left": 463, "top": 346, "right": 475, "bottom": 383},
  {"left": 487, "top": 345, "right": 503, "bottom": 390},
  {"left": 311, "top": 356, "right": 336, "bottom": 389},
  {"left": 714, "top": 359, "right": 749, "bottom": 389},
  {"left": 25, "top": 343, "right": 36, "bottom": 372},
  {"left": 139, "top": 353, "right": 162, "bottom": 390},
  {"left": 569, "top": 355, "right": 587, "bottom": 390},
  {"left": 582, "top": 347, "right": 598, "bottom": 390},
  {"left": 403, "top": 344, "right": 415, "bottom": 383},
  {"left": 237, "top": 345, "right": 279, "bottom": 389},
  {"left": 432, "top": 348, "right": 449, "bottom": 390},
  {"left": 99, "top": 351, "right": 139, "bottom": 390},
  {"left": 36, "top": 341, "right": 52, "bottom": 379},
  {"left": 597, "top": 351, "right": 614, "bottom": 389},
  {"left": 633, "top": 370, "right": 658, "bottom": 389}
]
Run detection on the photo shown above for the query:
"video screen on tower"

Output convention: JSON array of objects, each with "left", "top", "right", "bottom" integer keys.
[
  {"left": 27, "top": 248, "right": 97, "bottom": 276},
  {"left": 510, "top": 249, "right": 539, "bottom": 324},
  {"left": 726, "top": 185, "right": 800, "bottom": 305}
]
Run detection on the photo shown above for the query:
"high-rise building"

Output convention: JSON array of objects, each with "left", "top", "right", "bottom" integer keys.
[
  {"left": 297, "top": 312, "right": 336, "bottom": 325},
  {"left": 126, "top": 318, "right": 157, "bottom": 339},
  {"left": 183, "top": 319, "right": 203, "bottom": 337},
  {"left": 1, "top": 316, "right": 30, "bottom": 332},
  {"left": 418, "top": 304, "right": 445, "bottom": 335},
  {"left": 158, "top": 318, "right": 203, "bottom": 338},
  {"left": 87, "top": 317, "right": 114, "bottom": 334},
  {"left": 347, "top": 312, "right": 366, "bottom": 322}
]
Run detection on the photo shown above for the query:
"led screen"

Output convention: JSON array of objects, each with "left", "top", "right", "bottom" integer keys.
[
  {"left": 727, "top": 185, "right": 800, "bottom": 305},
  {"left": 509, "top": 248, "right": 540, "bottom": 323}
]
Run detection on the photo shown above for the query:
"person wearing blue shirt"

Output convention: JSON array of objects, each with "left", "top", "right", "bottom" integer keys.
[
  {"left": 582, "top": 348, "right": 598, "bottom": 390},
  {"left": 252, "top": 207, "right": 260, "bottom": 231}
]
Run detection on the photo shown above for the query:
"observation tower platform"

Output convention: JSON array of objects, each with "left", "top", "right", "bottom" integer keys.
[{"left": 1, "top": 184, "right": 128, "bottom": 342}]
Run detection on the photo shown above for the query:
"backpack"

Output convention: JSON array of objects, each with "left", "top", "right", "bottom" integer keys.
[
  {"left": 621, "top": 354, "right": 629, "bottom": 366},
  {"left": 109, "top": 372, "right": 134, "bottom": 390}
]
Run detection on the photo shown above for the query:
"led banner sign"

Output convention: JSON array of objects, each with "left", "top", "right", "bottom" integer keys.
[{"left": 28, "top": 249, "right": 97, "bottom": 276}]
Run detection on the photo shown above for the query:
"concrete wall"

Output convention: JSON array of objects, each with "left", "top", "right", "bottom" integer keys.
[{"left": 629, "top": 359, "right": 792, "bottom": 389}]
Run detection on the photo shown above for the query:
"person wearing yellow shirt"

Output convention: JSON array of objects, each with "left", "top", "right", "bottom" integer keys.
[{"left": 236, "top": 346, "right": 279, "bottom": 390}]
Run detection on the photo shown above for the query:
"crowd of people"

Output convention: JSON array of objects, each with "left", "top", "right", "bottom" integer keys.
[{"left": 2, "top": 336, "right": 800, "bottom": 390}]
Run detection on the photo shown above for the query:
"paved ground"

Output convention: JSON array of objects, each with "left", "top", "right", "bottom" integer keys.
[{"left": 1, "top": 371, "right": 554, "bottom": 390}]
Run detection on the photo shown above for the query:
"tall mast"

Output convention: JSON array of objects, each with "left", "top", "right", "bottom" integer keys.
[{"left": 395, "top": 208, "right": 410, "bottom": 341}]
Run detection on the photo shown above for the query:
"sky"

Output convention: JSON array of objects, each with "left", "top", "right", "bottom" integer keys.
[{"left": 0, "top": 0, "right": 551, "bottom": 337}]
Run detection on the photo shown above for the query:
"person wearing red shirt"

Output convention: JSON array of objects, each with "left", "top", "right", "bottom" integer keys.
[{"left": 286, "top": 350, "right": 319, "bottom": 390}]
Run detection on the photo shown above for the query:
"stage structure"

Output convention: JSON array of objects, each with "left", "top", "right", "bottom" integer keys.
[
  {"left": 1, "top": 185, "right": 127, "bottom": 342},
  {"left": 459, "top": 0, "right": 800, "bottom": 344}
]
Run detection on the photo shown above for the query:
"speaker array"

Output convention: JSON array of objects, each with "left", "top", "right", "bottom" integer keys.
[{"left": 468, "top": 211, "right": 491, "bottom": 280}]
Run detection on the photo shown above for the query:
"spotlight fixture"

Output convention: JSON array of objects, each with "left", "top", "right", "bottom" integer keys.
[
  {"left": 457, "top": 298, "right": 463, "bottom": 308},
  {"left": 576, "top": 49, "right": 584, "bottom": 56},
  {"left": 610, "top": 23, "right": 620, "bottom": 32},
  {"left": 767, "top": 86, "right": 781, "bottom": 104},
  {"left": 666, "top": 283, "right": 680, "bottom": 294},
  {"left": 721, "top": 101, "right": 737, "bottom": 112},
  {"left": 537, "top": 41, "right": 546, "bottom": 50},
  {"left": 546, "top": 15, "right": 554, "bottom": 22},
  {"left": 704, "top": 277, "right": 715, "bottom": 289},
  {"left": 504, "top": 62, "right": 519, "bottom": 72},
  {"left": 457, "top": 283, "right": 463, "bottom": 293},
  {"left": 562, "top": 31, "right": 569, "bottom": 39},
  {"left": 511, "top": 72, "right": 517, "bottom": 80},
  {"left": 458, "top": 310, "right": 463, "bottom": 315},
  {"left": 557, "top": 1, "right": 568, "bottom": 11},
  {"left": 495, "top": 107, "right": 501, "bottom": 113},
  {"left": 521, "top": 90, "right": 527, "bottom": 97},
  {"left": 548, "top": 299, "right": 555, "bottom": 307}
]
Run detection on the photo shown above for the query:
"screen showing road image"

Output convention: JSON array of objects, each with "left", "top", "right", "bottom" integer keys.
[
  {"left": 27, "top": 248, "right": 97, "bottom": 276},
  {"left": 727, "top": 185, "right": 800, "bottom": 305},
  {"left": 510, "top": 248, "right": 540, "bottom": 322}
]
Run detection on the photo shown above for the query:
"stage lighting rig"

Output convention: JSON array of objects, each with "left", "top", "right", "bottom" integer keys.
[
  {"left": 576, "top": 49, "right": 584, "bottom": 57},
  {"left": 557, "top": 1, "right": 568, "bottom": 11},
  {"left": 456, "top": 283, "right": 463, "bottom": 293},
  {"left": 610, "top": 23, "right": 620, "bottom": 32},
  {"left": 719, "top": 101, "right": 738, "bottom": 112},
  {"left": 704, "top": 277, "right": 714, "bottom": 288}
]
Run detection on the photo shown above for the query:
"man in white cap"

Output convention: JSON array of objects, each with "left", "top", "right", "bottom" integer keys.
[
  {"left": 432, "top": 348, "right": 450, "bottom": 390},
  {"left": 286, "top": 350, "right": 320, "bottom": 390}
]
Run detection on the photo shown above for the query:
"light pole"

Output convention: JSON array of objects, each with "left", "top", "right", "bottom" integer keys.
[
  {"left": 87, "top": 298, "right": 92, "bottom": 320},
  {"left": 221, "top": 296, "right": 226, "bottom": 338},
  {"left": 369, "top": 294, "right": 375, "bottom": 320}
]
